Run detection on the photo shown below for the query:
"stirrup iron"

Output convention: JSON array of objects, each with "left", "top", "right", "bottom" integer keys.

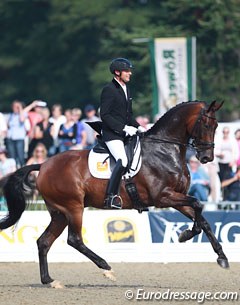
[
  {"left": 110, "top": 195, "right": 122, "bottom": 209},
  {"left": 104, "top": 195, "right": 123, "bottom": 209}
]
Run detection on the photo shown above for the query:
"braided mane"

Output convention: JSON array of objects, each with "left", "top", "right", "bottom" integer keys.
[{"left": 146, "top": 100, "right": 206, "bottom": 135}]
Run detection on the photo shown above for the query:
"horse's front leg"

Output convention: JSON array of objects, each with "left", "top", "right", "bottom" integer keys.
[
  {"left": 165, "top": 192, "right": 229, "bottom": 269},
  {"left": 199, "top": 214, "right": 229, "bottom": 268},
  {"left": 177, "top": 197, "right": 203, "bottom": 243},
  {"left": 159, "top": 192, "right": 203, "bottom": 242}
]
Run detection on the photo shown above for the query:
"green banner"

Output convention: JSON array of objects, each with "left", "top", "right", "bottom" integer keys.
[{"left": 150, "top": 37, "right": 196, "bottom": 117}]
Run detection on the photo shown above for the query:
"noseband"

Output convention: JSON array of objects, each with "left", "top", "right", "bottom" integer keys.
[{"left": 190, "top": 108, "right": 216, "bottom": 153}]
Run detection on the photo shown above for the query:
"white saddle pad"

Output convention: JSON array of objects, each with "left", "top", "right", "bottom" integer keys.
[{"left": 88, "top": 140, "right": 142, "bottom": 179}]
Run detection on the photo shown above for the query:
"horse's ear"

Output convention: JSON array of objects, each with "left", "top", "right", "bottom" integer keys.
[
  {"left": 206, "top": 100, "right": 216, "bottom": 112},
  {"left": 207, "top": 100, "right": 224, "bottom": 112},
  {"left": 215, "top": 100, "right": 224, "bottom": 111}
]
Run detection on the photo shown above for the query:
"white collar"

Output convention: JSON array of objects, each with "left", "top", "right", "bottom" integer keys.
[{"left": 114, "top": 77, "right": 128, "bottom": 99}]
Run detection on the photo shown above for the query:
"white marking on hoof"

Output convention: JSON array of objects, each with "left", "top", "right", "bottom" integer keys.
[
  {"left": 50, "top": 280, "right": 65, "bottom": 289},
  {"left": 103, "top": 269, "right": 116, "bottom": 281}
]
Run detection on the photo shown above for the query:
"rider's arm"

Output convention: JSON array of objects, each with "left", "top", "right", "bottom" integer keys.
[{"left": 127, "top": 98, "right": 139, "bottom": 128}]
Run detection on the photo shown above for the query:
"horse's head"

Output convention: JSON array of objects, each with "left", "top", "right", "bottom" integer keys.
[{"left": 190, "top": 100, "right": 224, "bottom": 164}]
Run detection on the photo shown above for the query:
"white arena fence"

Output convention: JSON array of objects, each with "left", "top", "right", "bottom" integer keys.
[{"left": 0, "top": 209, "right": 239, "bottom": 263}]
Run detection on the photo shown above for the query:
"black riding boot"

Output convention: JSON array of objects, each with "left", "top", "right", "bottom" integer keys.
[{"left": 104, "top": 159, "right": 126, "bottom": 209}]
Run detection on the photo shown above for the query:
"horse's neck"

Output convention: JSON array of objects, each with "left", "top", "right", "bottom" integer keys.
[
  {"left": 142, "top": 110, "right": 191, "bottom": 164},
  {"left": 152, "top": 103, "right": 201, "bottom": 143},
  {"left": 140, "top": 138, "right": 188, "bottom": 180},
  {"left": 149, "top": 118, "right": 188, "bottom": 143}
]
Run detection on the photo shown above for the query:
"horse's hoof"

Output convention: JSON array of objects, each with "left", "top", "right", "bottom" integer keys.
[
  {"left": 103, "top": 269, "right": 116, "bottom": 281},
  {"left": 217, "top": 257, "right": 230, "bottom": 269},
  {"left": 50, "top": 280, "right": 65, "bottom": 289},
  {"left": 178, "top": 229, "right": 193, "bottom": 242}
]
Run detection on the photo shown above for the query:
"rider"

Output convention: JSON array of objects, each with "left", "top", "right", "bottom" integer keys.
[{"left": 100, "top": 58, "right": 145, "bottom": 209}]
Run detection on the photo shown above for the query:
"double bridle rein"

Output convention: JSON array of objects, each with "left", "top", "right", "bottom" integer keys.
[{"left": 143, "top": 107, "right": 216, "bottom": 153}]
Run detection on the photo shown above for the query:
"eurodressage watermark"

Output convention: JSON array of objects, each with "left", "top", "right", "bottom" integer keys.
[{"left": 124, "top": 288, "right": 239, "bottom": 303}]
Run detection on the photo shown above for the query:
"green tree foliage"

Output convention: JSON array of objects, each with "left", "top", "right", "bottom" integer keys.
[
  {"left": 162, "top": 0, "right": 240, "bottom": 120},
  {"left": 0, "top": 0, "right": 239, "bottom": 120}
]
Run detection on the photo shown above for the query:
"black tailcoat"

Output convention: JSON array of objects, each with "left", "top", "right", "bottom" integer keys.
[{"left": 100, "top": 78, "right": 139, "bottom": 141}]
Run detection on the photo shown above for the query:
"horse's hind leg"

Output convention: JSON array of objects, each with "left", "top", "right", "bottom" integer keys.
[
  {"left": 37, "top": 211, "right": 67, "bottom": 287},
  {"left": 67, "top": 209, "right": 116, "bottom": 281}
]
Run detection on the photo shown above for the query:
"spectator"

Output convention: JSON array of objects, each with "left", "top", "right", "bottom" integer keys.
[
  {"left": 188, "top": 156, "right": 210, "bottom": 201},
  {"left": 186, "top": 148, "right": 221, "bottom": 202},
  {"left": 0, "top": 112, "right": 7, "bottom": 148},
  {"left": 215, "top": 126, "right": 238, "bottom": 182},
  {"left": 136, "top": 115, "right": 150, "bottom": 131},
  {"left": 235, "top": 129, "right": 240, "bottom": 167},
  {"left": 186, "top": 146, "right": 196, "bottom": 163},
  {"left": 0, "top": 147, "right": 16, "bottom": 179},
  {"left": 202, "top": 161, "right": 221, "bottom": 202},
  {"left": 6, "top": 100, "right": 29, "bottom": 167},
  {"left": 28, "top": 107, "right": 54, "bottom": 157},
  {"left": 26, "top": 143, "right": 48, "bottom": 201},
  {"left": 48, "top": 104, "right": 66, "bottom": 155},
  {"left": 81, "top": 104, "right": 99, "bottom": 149},
  {"left": 27, "top": 100, "right": 46, "bottom": 140},
  {"left": 71, "top": 108, "right": 87, "bottom": 150},
  {"left": 58, "top": 109, "right": 77, "bottom": 152},
  {"left": 221, "top": 166, "right": 240, "bottom": 203},
  {"left": 26, "top": 142, "right": 48, "bottom": 167}
]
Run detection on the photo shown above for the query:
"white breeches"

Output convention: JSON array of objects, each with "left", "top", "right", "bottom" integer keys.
[{"left": 106, "top": 140, "right": 128, "bottom": 167}]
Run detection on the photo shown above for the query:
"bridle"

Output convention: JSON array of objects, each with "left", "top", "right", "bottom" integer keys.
[
  {"left": 142, "top": 107, "right": 217, "bottom": 153},
  {"left": 189, "top": 108, "right": 216, "bottom": 153}
]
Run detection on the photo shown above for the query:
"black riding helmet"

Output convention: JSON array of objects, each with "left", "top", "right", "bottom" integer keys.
[{"left": 109, "top": 58, "right": 133, "bottom": 74}]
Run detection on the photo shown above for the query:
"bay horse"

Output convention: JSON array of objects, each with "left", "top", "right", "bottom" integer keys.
[{"left": 0, "top": 100, "right": 228, "bottom": 288}]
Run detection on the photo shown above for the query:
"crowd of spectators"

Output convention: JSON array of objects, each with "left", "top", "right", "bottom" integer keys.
[
  {"left": 0, "top": 100, "right": 99, "bottom": 177},
  {"left": 0, "top": 99, "right": 240, "bottom": 209},
  {"left": 187, "top": 126, "right": 240, "bottom": 209}
]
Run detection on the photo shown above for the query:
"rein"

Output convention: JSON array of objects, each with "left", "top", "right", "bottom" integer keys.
[
  {"left": 142, "top": 135, "right": 189, "bottom": 147},
  {"left": 141, "top": 107, "right": 216, "bottom": 152}
]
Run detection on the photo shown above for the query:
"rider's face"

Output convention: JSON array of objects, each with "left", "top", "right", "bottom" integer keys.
[{"left": 115, "top": 69, "right": 132, "bottom": 84}]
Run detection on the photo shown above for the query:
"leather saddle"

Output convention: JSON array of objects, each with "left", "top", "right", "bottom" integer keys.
[
  {"left": 87, "top": 121, "right": 139, "bottom": 172},
  {"left": 87, "top": 121, "right": 147, "bottom": 212}
]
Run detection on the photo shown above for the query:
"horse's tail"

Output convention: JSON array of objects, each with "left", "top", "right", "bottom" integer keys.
[{"left": 0, "top": 164, "right": 41, "bottom": 230}]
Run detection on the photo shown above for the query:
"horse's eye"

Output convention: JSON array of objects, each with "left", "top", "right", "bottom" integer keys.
[{"left": 205, "top": 124, "right": 209, "bottom": 129}]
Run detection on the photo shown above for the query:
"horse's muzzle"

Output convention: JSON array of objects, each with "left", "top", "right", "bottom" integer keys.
[
  {"left": 196, "top": 149, "right": 214, "bottom": 164},
  {"left": 200, "top": 156, "right": 213, "bottom": 164}
]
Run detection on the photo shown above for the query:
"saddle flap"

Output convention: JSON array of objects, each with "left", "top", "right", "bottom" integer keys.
[
  {"left": 88, "top": 136, "right": 142, "bottom": 179},
  {"left": 124, "top": 135, "right": 138, "bottom": 169}
]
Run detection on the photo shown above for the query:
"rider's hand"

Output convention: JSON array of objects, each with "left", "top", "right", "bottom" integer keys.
[
  {"left": 138, "top": 126, "right": 146, "bottom": 133},
  {"left": 123, "top": 125, "right": 138, "bottom": 136}
]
